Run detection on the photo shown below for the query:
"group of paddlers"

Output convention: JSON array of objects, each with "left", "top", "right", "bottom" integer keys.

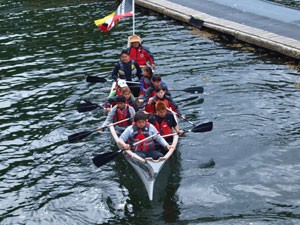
[{"left": 98, "top": 34, "right": 184, "bottom": 160}]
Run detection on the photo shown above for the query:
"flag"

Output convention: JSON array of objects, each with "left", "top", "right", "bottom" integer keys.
[{"left": 94, "top": 0, "right": 133, "bottom": 32}]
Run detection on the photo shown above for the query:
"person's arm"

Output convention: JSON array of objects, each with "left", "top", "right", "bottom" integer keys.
[
  {"left": 134, "top": 61, "right": 142, "bottom": 80},
  {"left": 118, "top": 126, "right": 132, "bottom": 150},
  {"left": 128, "top": 106, "right": 136, "bottom": 119},
  {"left": 141, "top": 87, "right": 153, "bottom": 108},
  {"left": 106, "top": 96, "right": 117, "bottom": 105},
  {"left": 143, "top": 46, "right": 155, "bottom": 66},
  {"left": 148, "top": 115, "right": 155, "bottom": 125},
  {"left": 108, "top": 90, "right": 117, "bottom": 98},
  {"left": 104, "top": 96, "right": 116, "bottom": 112},
  {"left": 161, "top": 81, "right": 170, "bottom": 95},
  {"left": 168, "top": 112, "right": 184, "bottom": 136},
  {"left": 128, "top": 98, "right": 139, "bottom": 111},
  {"left": 168, "top": 96, "right": 181, "bottom": 116},
  {"left": 149, "top": 124, "right": 168, "bottom": 146},
  {"left": 112, "top": 63, "right": 120, "bottom": 81},
  {"left": 99, "top": 106, "right": 117, "bottom": 128},
  {"left": 140, "top": 78, "right": 146, "bottom": 92},
  {"left": 150, "top": 124, "right": 175, "bottom": 151}
]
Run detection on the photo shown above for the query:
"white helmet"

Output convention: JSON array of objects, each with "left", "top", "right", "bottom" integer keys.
[{"left": 117, "top": 79, "right": 127, "bottom": 87}]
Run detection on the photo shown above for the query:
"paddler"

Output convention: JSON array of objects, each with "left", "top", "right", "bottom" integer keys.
[
  {"left": 118, "top": 111, "right": 174, "bottom": 160},
  {"left": 145, "top": 85, "right": 180, "bottom": 115},
  {"left": 139, "top": 66, "right": 153, "bottom": 97},
  {"left": 98, "top": 95, "right": 135, "bottom": 133},
  {"left": 149, "top": 101, "right": 184, "bottom": 145},
  {"left": 105, "top": 85, "right": 139, "bottom": 112},
  {"left": 140, "top": 74, "right": 169, "bottom": 110},
  {"left": 112, "top": 50, "right": 142, "bottom": 83},
  {"left": 127, "top": 34, "right": 155, "bottom": 69}
]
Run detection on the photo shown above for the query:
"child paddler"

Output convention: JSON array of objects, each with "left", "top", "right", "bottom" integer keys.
[
  {"left": 105, "top": 85, "right": 139, "bottom": 112},
  {"left": 111, "top": 50, "right": 142, "bottom": 97},
  {"left": 145, "top": 85, "right": 180, "bottom": 116},
  {"left": 112, "top": 50, "right": 142, "bottom": 82},
  {"left": 149, "top": 102, "right": 184, "bottom": 145},
  {"left": 118, "top": 111, "right": 175, "bottom": 160},
  {"left": 127, "top": 34, "right": 155, "bottom": 69},
  {"left": 140, "top": 74, "right": 169, "bottom": 110},
  {"left": 98, "top": 95, "right": 135, "bottom": 133}
]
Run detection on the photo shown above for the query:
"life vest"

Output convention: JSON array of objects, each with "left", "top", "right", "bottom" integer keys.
[
  {"left": 113, "top": 106, "right": 132, "bottom": 127},
  {"left": 152, "top": 117, "right": 173, "bottom": 136},
  {"left": 143, "top": 77, "right": 151, "bottom": 89},
  {"left": 128, "top": 46, "right": 154, "bottom": 66},
  {"left": 130, "top": 122, "right": 155, "bottom": 151},
  {"left": 145, "top": 97, "right": 170, "bottom": 115},
  {"left": 118, "top": 60, "right": 138, "bottom": 81},
  {"left": 115, "top": 87, "right": 122, "bottom": 96},
  {"left": 140, "top": 77, "right": 151, "bottom": 95}
]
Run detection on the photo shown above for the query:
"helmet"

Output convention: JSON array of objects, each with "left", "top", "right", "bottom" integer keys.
[{"left": 117, "top": 79, "right": 127, "bottom": 87}]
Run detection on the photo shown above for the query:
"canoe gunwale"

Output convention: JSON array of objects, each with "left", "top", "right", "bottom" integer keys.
[{"left": 108, "top": 122, "right": 179, "bottom": 200}]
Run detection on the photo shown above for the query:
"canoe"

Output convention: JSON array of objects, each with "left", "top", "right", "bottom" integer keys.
[
  {"left": 110, "top": 80, "right": 141, "bottom": 97},
  {"left": 109, "top": 123, "right": 179, "bottom": 200}
]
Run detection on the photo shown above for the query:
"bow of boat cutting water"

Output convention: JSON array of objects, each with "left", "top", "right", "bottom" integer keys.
[{"left": 1, "top": 0, "right": 300, "bottom": 224}]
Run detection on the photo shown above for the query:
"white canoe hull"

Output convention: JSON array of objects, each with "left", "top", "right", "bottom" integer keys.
[{"left": 109, "top": 125, "right": 179, "bottom": 200}]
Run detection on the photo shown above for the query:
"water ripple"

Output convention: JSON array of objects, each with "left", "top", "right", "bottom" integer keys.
[{"left": 1, "top": 0, "right": 300, "bottom": 224}]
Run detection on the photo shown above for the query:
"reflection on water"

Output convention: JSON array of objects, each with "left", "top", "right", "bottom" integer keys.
[{"left": 1, "top": 0, "right": 300, "bottom": 224}]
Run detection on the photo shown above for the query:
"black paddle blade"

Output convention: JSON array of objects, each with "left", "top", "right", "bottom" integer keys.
[
  {"left": 92, "top": 150, "right": 122, "bottom": 167},
  {"left": 68, "top": 130, "right": 95, "bottom": 143},
  {"left": 86, "top": 76, "right": 107, "bottom": 83},
  {"left": 191, "top": 121, "right": 213, "bottom": 133},
  {"left": 183, "top": 86, "right": 204, "bottom": 94},
  {"left": 77, "top": 102, "right": 99, "bottom": 112}
]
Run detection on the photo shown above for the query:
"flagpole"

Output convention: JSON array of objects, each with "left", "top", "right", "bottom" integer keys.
[{"left": 132, "top": 0, "right": 135, "bottom": 34}]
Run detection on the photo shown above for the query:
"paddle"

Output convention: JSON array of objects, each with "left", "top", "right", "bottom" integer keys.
[
  {"left": 92, "top": 133, "right": 159, "bottom": 167},
  {"left": 92, "top": 123, "right": 212, "bottom": 168},
  {"left": 86, "top": 76, "right": 139, "bottom": 84},
  {"left": 170, "top": 86, "right": 204, "bottom": 94},
  {"left": 86, "top": 76, "right": 204, "bottom": 93},
  {"left": 167, "top": 108, "right": 213, "bottom": 132},
  {"left": 77, "top": 100, "right": 103, "bottom": 113},
  {"left": 92, "top": 149, "right": 124, "bottom": 167},
  {"left": 187, "top": 121, "right": 213, "bottom": 133},
  {"left": 67, "top": 118, "right": 132, "bottom": 143}
]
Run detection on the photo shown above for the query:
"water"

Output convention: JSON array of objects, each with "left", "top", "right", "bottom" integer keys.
[
  {"left": 267, "top": 0, "right": 300, "bottom": 9},
  {"left": 1, "top": 0, "right": 300, "bottom": 224}
]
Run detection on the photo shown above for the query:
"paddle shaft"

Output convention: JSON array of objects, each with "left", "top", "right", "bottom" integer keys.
[
  {"left": 68, "top": 117, "right": 132, "bottom": 143},
  {"left": 132, "top": 133, "right": 159, "bottom": 146},
  {"left": 93, "top": 133, "right": 161, "bottom": 167},
  {"left": 86, "top": 76, "right": 139, "bottom": 84},
  {"left": 166, "top": 107, "right": 195, "bottom": 126},
  {"left": 87, "top": 76, "right": 203, "bottom": 93}
]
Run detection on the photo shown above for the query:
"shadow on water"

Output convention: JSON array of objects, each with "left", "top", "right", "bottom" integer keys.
[{"left": 110, "top": 144, "right": 183, "bottom": 225}]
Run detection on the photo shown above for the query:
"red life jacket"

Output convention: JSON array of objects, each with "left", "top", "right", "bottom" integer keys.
[
  {"left": 130, "top": 122, "right": 155, "bottom": 151},
  {"left": 115, "top": 88, "right": 122, "bottom": 96},
  {"left": 145, "top": 97, "right": 170, "bottom": 115},
  {"left": 128, "top": 46, "right": 154, "bottom": 67},
  {"left": 143, "top": 80, "right": 150, "bottom": 90},
  {"left": 152, "top": 117, "right": 173, "bottom": 136},
  {"left": 113, "top": 106, "right": 132, "bottom": 127}
]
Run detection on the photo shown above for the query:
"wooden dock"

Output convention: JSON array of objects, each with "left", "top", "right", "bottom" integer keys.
[{"left": 136, "top": 0, "right": 300, "bottom": 60}]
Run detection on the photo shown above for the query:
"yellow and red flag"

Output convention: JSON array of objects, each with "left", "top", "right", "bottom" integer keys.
[{"left": 95, "top": 0, "right": 133, "bottom": 32}]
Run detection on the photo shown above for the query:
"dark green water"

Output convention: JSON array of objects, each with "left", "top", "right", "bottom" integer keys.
[
  {"left": 267, "top": 0, "right": 300, "bottom": 9},
  {"left": 1, "top": 0, "right": 300, "bottom": 224}
]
